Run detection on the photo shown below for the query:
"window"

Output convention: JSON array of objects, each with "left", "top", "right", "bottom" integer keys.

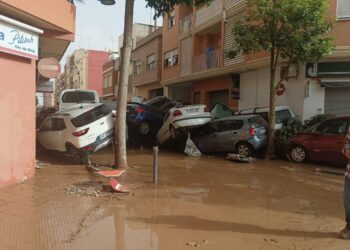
[
  {"left": 168, "top": 11, "right": 175, "bottom": 28},
  {"left": 135, "top": 61, "right": 142, "bottom": 75},
  {"left": 103, "top": 77, "right": 108, "bottom": 88},
  {"left": 316, "top": 119, "right": 348, "bottom": 135},
  {"left": 108, "top": 75, "right": 112, "bottom": 87},
  {"left": 40, "top": 118, "right": 66, "bottom": 132},
  {"left": 71, "top": 104, "right": 112, "bottom": 128},
  {"left": 147, "top": 54, "right": 156, "bottom": 71},
  {"left": 217, "top": 120, "right": 243, "bottom": 132},
  {"left": 164, "top": 49, "right": 178, "bottom": 68},
  {"left": 275, "top": 110, "right": 292, "bottom": 124},
  {"left": 62, "top": 91, "right": 95, "bottom": 103},
  {"left": 104, "top": 75, "right": 112, "bottom": 88},
  {"left": 337, "top": 0, "right": 350, "bottom": 19}
]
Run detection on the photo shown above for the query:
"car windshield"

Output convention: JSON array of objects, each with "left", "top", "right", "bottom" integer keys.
[
  {"left": 302, "top": 122, "right": 321, "bottom": 133},
  {"left": 275, "top": 109, "right": 292, "bottom": 124},
  {"left": 62, "top": 92, "right": 96, "bottom": 103},
  {"left": 71, "top": 104, "right": 111, "bottom": 127}
]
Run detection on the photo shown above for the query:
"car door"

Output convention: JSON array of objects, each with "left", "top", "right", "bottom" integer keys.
[
  {"left": 193, "top": 122, "right": 219, "bottom": 152},
  {"left": 310, "top": 119, "right": 349, "bottom": 163},
  {"left": 37, "top": 118, "right": 66, "bottom": 151},
  {"left": 215, "top": 120, "right": 244, "bottom": 152}
]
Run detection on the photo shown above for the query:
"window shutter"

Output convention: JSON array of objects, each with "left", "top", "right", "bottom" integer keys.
[{"left": 338, "top": 0, "right": 350, "bottom": 19}]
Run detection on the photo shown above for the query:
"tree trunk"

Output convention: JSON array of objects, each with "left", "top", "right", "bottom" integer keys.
[
  {"left": 115, "top": 0, "right": 134, "bottom": 169},
  {"left": 265, "top": 51, "right": 277, "bottom": 160}
]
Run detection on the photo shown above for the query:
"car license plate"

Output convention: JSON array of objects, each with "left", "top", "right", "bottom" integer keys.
[
  {"left": 186, "top": 108, "right": 199, "bottom": 113},
  {"left": 100, "top": 129, "right": 113, "bottom": 140}
]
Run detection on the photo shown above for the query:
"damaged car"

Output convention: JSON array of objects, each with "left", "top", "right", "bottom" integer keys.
[{"left": 37, "top": 103, "right": 114, "bottom": 164}]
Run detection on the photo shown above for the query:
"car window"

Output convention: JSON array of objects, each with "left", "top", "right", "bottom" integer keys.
[
  {"left": 62, "top": 92, "right": 96, "bottom": 103},
  {"left": 276, "top": 110, "right": 292, "bottom": 124},
  {"left": 249, "top": 116, "right": 266, "bottom": 128},
  {"left": 40, "top": 118, "right": 66, "bottom": 132},
  {"left": 192, "top": 122, "right": 217, "bottom": 137},
  {"left": 217, "top": 120, "right": 243, "bottom": 132},
  {"left": 71, "top": 104, "right": 112, "bottom": 128},
  {"left": 317, "top": 119, "right": 348, "bottom": 135}
]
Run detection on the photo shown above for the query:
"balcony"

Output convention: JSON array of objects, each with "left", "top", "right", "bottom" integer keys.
[
  {"left": 193, "top": 49, "right": 220, "bottom": 73},
  {"left": 132, "top": 67, "right": 159, "bottom": 87},
  {"left": 195, "top": 0, "right": 223, "bottom": 27},
  {"left": 179, "top": 14, "right": 193, "bottom": 34}
]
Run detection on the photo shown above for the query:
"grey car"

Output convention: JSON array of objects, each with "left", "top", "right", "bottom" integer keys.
[{"left": 191, "top": 115, "right": 267, "bottom": 156}]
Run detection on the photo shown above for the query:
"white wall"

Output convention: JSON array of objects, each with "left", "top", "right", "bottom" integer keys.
[
  {"left": 240, "top": 65, "right": 312, "bottom": 121},
  {"left": 303, "top": 79, "right": 325, "bottom": 120}
]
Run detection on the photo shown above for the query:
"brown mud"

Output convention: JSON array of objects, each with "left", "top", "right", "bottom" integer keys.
[{"left": 0, "top": 147, "right": 348, "bottom": 250}]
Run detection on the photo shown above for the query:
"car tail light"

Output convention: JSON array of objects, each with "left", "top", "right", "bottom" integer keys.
[
  {"left": 204, "top": 106, "right": 209, "bottom": 112},
  {"left": 173, "top": 110, "right": 183, "bottom": 117},
  {"left": 135, "top": 107, "right": 145, "bottom": 113},
  {"left": 72, "top": 128, "right": 89, "bottom": 137},
  {"left": 249, "top": 128, "right": 256, "bottom": 136}
]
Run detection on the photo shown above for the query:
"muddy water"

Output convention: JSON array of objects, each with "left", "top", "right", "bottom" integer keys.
[{"left": 0, "top": 148, "right": 348, "bottom": 250}]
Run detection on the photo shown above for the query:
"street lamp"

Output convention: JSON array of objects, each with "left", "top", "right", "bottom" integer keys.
[{"left": 98, "top": 0, "right": 115, "bottom": 5}]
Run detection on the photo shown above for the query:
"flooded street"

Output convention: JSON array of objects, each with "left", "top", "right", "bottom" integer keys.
[{"left": 0, "top": 148, "right": 348, "bottom": 250}]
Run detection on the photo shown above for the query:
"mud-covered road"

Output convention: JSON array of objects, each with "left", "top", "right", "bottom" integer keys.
[{"left": 0, "top": 148, "right": 348, "bottom": 250}]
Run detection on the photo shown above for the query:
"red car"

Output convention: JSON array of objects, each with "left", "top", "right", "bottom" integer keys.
[{"left": 288, "top": 116, "right": 350, "bottom": 165}]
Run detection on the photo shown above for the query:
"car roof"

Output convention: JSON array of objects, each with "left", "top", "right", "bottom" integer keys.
[
  {"left": 215, "top": 114, "right": 259, "bottom": 121},
  {"left": 52, "top": 103, "right": 103, "bottom": 118},
  {"left": 238, "top": 106, "right": 291, "bottom": 113}
]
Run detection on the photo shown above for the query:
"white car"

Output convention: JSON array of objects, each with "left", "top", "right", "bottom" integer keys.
[
  {"left": 59, "top": 89, "right": 100, "bottom": 110},
  {"left": 37, "top": 103, "right": 114, "bottom": 164},
  {"left": 156, "top": 104, "right": 211, "bottom": 145}
]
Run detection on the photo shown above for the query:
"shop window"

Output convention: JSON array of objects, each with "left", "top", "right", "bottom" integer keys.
[
  {"left": 337, "top": 0, "right": 350, "bottom": 19},
  {"left": 147, "top": 54, "right": 156, "bottom": 71},
  {"left": 168, "top": 11, "right": 175, "bottom": 28},
  {"left": 164, "top": 49, "right": 178, "bottom": 68}
]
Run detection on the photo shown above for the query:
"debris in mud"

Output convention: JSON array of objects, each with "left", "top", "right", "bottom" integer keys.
[
  {"left": 184, "top": 134, "right": 202, "bottom": 157},
  {"left": 186, "top": 240, "right": 209, "bottom": 248},
  {"left": 226, "top": 153, "right": 256, "bottom": 163},
  {"left": 35, "top": 160, "right": 50, "bottom": 169},
  {"left": 314, "top": 168, "right": 344, "bottom": 176}
]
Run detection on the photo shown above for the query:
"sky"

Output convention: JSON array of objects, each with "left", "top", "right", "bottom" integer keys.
[{"left": 61, "top": 0, "right": 162, "bottom": 65}]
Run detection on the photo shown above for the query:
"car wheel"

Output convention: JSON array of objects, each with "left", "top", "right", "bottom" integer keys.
[
  {"left": 68, "top": 146, "right": 83, "bottom": 165},
  {"left": 290, "top": 145, "right": 308, "bottom": 163},
  {"left": 170, "top": 125, "right": 177, "bottom": 139},
  {"left": 236, "top": 142, "right": 253, "bottom": 157},
  {"left": 139, "top": 122, "right": 150, "bottom": 135}
]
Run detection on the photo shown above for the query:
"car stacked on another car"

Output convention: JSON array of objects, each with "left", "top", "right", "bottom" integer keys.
[
  {"left": 287, "top": 116, "right": 350, "bottom": 165},
  {"left": 37, "top": 103, "right": 114, "bottom": 164},
  {"left": 156, "top": 104, "right": 212, "bottom": 145},
  {"left": 191, "top": 115, "right": 268, "bottom": 157}
]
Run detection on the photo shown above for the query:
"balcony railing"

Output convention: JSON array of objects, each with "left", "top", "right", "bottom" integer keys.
[
  {"left": 195, "top": 0, "right": 223, "bottom": 27},
  {"left": 132, "top": 67, "right": 159, "bottom": 86},
  {"left": 193, "top": 49, "right": 220, "bottom": 73},
  {"left": 179, "top": 14, "right": 193, "bottom": 34}
]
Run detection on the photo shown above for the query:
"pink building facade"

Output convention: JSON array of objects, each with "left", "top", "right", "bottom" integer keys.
[
  {"left": 87, "top": 50, "right": 109, "bottom": 96},
  {"left": 0, "top": 0, "right": 76, "bottom": 187}
]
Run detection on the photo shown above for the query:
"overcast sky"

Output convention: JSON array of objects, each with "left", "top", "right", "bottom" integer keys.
[{"left": 61, "top": 0, "right": 162, "bottom": 65}]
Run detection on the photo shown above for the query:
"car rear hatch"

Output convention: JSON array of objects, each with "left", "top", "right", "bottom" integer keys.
[
  {"left": 70, "top": 104, "right": 114, "bottom": 151},
  {"left": 248, "top": 116, "right": 267, "bottom": 139}
]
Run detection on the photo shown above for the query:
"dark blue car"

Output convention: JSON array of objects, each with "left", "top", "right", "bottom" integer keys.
[{"left": 127, "top": 96, "right": 178, "bottom": 137}]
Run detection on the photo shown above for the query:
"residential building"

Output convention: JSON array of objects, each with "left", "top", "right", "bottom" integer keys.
[
  {"left": 62, "top": 49, "right": 109, "bottom": 96},
  {"left": 102, "top": 23, "right": 158, "bottom": 100},
  {"left": 162, "top": 0, "right": 350, "bottom": 120},
  {"left": 102, "top": 53, "right": 120, "bottom": 100},
  {"left": 131, "top": 28, "right": 163, "bottom": 99},
  {"left": 0, "top": 0, "right": 75, "bottom": 187}
]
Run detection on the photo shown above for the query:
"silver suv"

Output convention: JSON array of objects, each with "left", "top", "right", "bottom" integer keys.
[{"left": 191, "top": 115, "right": 267, "bottom": 157}]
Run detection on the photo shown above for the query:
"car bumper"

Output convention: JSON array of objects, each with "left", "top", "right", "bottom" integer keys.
[
  {"left": 80, "top": 130, "right": 114, "bottom": 153},
  {"left": 172, "top": 116, "right": 211, "bottom": 129},
  {"left": 247, "top": 135, "right": 267, "bottom": 151}
]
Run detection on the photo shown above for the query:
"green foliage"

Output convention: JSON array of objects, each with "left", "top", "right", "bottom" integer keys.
[
  {"left": 276, "top": 118, "right": 303, "bottom": 145},
  {"left": 303, "top": 114, "right": 332, "bottom": 129},
  {"left": 228, "top": 0, "right": 334, "bottom": 66},
  {"left": 146, "top": 0, "right": 212, "bottom": 18}
]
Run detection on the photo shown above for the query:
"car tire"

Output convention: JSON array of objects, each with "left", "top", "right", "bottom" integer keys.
[
  {"left": 68, "top": 146, "right": 83, "bottom": 165},
  {"left": 139, "top": 122, "right": 150, "bottom": 135},
  {"left": 170, "top": 125, "right": 177, "bottom": 139},
  {"left": 290, "top": 145, "right": 308, "bottom": 163},
  {"left": 236, "top": 142, "right": 254, "bottom": 157}
]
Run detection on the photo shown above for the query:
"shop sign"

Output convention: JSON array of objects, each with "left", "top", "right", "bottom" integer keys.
[
  {"left": 306, "top": 62, "right": 350, "bottom": 78},
  {"left": 0, "top": 20, "right": 39, "bottom": 60}
]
